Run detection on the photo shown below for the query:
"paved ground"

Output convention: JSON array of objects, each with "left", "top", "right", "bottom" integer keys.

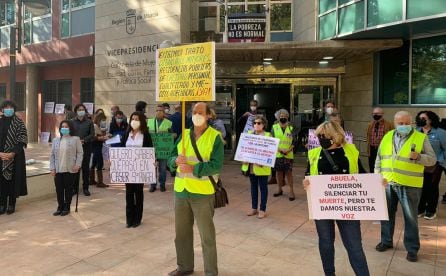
[{"left": 1, "top": 144, "right": 445, "bottom": 275}]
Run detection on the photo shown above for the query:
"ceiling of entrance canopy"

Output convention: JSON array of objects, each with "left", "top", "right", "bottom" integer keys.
[{"left": 215, "top": 39, "right": 403, "bottom": 62}]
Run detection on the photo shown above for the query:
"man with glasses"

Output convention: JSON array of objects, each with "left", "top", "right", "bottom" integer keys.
[{"left": 366, "top": 107, "right": 393, "bottom": 173}]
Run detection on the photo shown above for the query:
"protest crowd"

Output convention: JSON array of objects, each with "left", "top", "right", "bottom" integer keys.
[{"left": 0, "top": 97, "right": 445, "bottom": 276}]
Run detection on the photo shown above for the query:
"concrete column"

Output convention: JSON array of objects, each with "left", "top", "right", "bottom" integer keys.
[{"left": 26, "top": 65, "right": 39, "bottom": 142}]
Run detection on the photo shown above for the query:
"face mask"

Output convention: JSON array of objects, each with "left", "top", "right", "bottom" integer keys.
[
  {"left": 279, "top": 118, "right": 287, "bottom": 124},
  {"left": 192, "top": 114, "right": 206, "bottom": 127},
  {"left": 130, "top": 120, "right": 140, "bottom": 130},
  {"left": 3, "top": 108, "right": 14, "bottom": 117},
  {"left": 250, "top": 106, "right": 257, "bottom": 112},
  {"left": 416, "top": 118, "right": 427, "bottom": 127},
  {"left": 396, "top": 125, "right": 412, "bottom": 136},
  {"left": 326, "top": 107, "right": 334, "bottom": 115},
  {"left": 318, "top": 137, "right": 333, "bottom": 149},
  {"left": 165, "top": 109, "right": 170, "bottom": 113},
  {"left": 60, "top": 128, "right": 70, "bottom": 136},
  {"left": 77, "top": 110, "right": 85, "bottom": 117},
  {"left": 373, "top": 115, "right": 382, "bottom": 121},
  {"left": 116, "top": 118, "right": 123, "bottom": 123}
]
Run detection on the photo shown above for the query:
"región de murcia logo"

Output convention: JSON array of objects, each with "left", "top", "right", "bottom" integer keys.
[
  {"left": 126, "top": 9, "right": 136, "bottom": 34},
  {"left": 111, "top": 9, "right": 159, "bottom": 35}
]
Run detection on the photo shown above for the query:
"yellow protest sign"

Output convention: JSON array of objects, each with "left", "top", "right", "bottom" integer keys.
[{"left": 156, "top": 42, "right": 215, "bottom": 102}]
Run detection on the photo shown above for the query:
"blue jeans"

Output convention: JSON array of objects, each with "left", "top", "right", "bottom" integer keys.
[
  {"left": 381, "top": 184, "right": 422, "bottom": 254},
  {"left": 315, "top": 220, "right": 369, "bottom": 276},
  {"left": 152, "top": 159, "right": 167, "bottom": 188},
  {"left": 249, "top": 174, "right": 268, "bottom": 211}
]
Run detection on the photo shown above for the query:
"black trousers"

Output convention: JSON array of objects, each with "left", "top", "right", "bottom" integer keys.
[
  {"left": 125, "top": 184, "right": 144, "bottom": 226},
  {"left": 0, "top": 175, "right": 15, "bottom": 208},
  {"left": 368, "top": 145, "right": 379, "bottom": 173},
  {"left": 418, "top": 164, "right": 443, "bottom": 214},
  {"left": 74, "top": 143, "right": 92, "bottom": 191},
  {"left": 55, "top": 173, "right": 75, "bottom": 211}
]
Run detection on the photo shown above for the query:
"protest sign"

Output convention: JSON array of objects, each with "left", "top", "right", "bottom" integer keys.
[
  {"left": 308, "top": 129, "right": 354, "bottom": 150},
  {"left": 54, "top": 104, "right": 65, "bottom": 114},
  {"left": 44, "top": 102, "right": 55, "bottom": 114},
  {"left": 242, "top": 114, "right": 256, "bottom": 133},
  {"left": 306, "top": 173, "right": 388, "bottom": 220},
  {"left": 151, "top": 133, "right": 175, "bottom": 160},
  {"left": 156, "top": 41, "right": 215, "bottom": 102},
  {"left": 105, "top": 135, "right": 121, "bottom": 145},
  {"left": 234, "top": 133, "right": 280, "bottom": 167},
  {"left": 109, "top": 147, "right": 156, "bottom": 184},
  {"left": 83, "top": 102, "right": 94, "bottom": 115}
]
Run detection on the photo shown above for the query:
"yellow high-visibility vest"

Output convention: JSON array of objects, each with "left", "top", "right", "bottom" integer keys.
[
  {"left": 308, "top": 144, "right": 359, "bottom": 176},
  {"left": 174, "top": 128, "right": 220, "bottom": 195},
  {"left": 147, "top": 118, "right": 172, "bottom": 133},
  {"left": 379, "top": 130, "right": 426, "bottom": 188},
  {"left": 272, "top": 123, "right": 294, "bottom": 159},
  {"left": 241, "top": 131, "right": 272, "bottom": 176}
]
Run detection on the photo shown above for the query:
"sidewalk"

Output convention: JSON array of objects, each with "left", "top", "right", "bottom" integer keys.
[{"left": 1, "top": 144, "right": 444, "bottom": 275}]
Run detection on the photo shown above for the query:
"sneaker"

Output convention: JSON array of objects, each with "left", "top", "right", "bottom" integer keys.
[
  {"left": 375, "top": 242, "right": 393, "bottom": 252},
  {"left": 417, "top": 212, "right": 424, "bottom": 218},
  {"left": 406, "top": 252, "right": 418, "bottom": 262},
  {"left": 424, "top": 212, "right": 436, "bottom": 220}
]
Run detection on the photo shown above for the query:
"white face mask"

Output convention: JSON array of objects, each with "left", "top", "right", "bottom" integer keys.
[
  {"left": 130, "top": 120, "right": 140, "bottom": 130},
  {"left": 326, "top": 107, "right": 334, "bottom": 115},
  {"left": 250, "top": 106, "right": 257, "bottom": 112},
  {"left": 192, "top": 114, "right": 206, "bottom": 127}
]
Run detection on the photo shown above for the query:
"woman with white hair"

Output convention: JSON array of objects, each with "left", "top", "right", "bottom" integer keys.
[{"left": 272, "top": 109, "right": 296, "bottom": 201}]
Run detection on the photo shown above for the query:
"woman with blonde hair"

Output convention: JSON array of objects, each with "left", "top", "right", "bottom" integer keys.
[{"left": 303, "top": 121, "right": 370, "bottom": 276}]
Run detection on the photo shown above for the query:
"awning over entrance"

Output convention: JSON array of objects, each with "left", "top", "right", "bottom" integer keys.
[{"left": 215, "top": 39, "right": 403, "bottom": 62}]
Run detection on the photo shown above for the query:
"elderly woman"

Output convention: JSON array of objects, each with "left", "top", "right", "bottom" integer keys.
[
  {"left": 272, "top": 109, "right": 296, "bottom": 201},
  {"left": 416, "top": 111, "right": 446, "bottom": 220},
  {"left": 303, "top": 121, "right": 370, "bottom": 276},
  {"left": 242, "top": 115, "right": 271, "bottom": 219}
]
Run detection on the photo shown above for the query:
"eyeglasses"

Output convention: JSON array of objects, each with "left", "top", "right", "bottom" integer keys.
[{"left": 254, "top": 122, "right": 263, "bottom": 125}]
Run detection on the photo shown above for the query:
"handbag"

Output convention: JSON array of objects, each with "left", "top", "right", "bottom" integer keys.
[
  {"left": 190, "top": 129, "right": 229, "bottom": 208},
  {"left": 322, "top": 149, "right": 340, "bottom": 172}
]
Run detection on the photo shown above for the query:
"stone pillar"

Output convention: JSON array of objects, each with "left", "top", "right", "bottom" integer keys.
[{"left": 26, "top": 65, "right": 39, "bottom": 142}]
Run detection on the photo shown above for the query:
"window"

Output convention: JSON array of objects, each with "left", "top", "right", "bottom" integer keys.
[
  {"left": 23, "top": 2, "right": 52, "bottom": 45},
  {"left": 407, "top": 0, "right": 446, "bottom": 19},
  {"left": 0, "top": 84, "right": 6, "bottom": 103},
  {"left": 14, "top": 83, "right": 26, "bottom": 112},
  {"left": 42, "top": 80, "right": 72, "bottom": 112},
  {"left": 367, "top": 0, "right": 402, "bottom": 27},
  {"left": 270, "top": 2, "right": 292, "bottom": 31},
  {"left": 338, "top": 1, "right": 364, "bottom": 35},
  {"left": 61, "top": 0, "right": 95, "bottom": 38},
  {"left": 319, "top": 11, "right": 336, "bottom": 40},
  {"left": 319, "top": 0, "right": 336, "bottom": 14},
  {"left": 80, "top": 78, "right": 94, "bottom": 103},
  {"left": 0, "top": 1, "right": 15, "bottom": 49}
]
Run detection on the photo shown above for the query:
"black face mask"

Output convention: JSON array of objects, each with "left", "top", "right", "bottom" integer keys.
[
  {"left": 373, "top": 115, "right": 382, "bottom": 121},
  {"left": 279, "top": 118, "right": 287, "bottom": 124},
  {"left": 318, "top": 137, "right": 333, "bottom": 149},
  {"left": 416, "top": 118, "right": 427, "bottom": 127}
]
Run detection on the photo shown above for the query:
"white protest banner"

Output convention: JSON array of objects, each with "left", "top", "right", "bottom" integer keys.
[
  {"left": 105, "top": 135, "right": 121, "bottom": 145},
  {"left": 83, "top": 102, "right": 94, "bottom": 115},
  {"left": 54, "top": 104, "right": 65, "bottom": 114},
  {"left": 109, "top": 147, "right": 156, "bottom": 184},
  {"left": 234, "top": 133, "right": 280, "bottom": 167},
  {"left": 242, "top": 114, "right": 256, "bottom": 133},
  {"left": 44, "top": 102, "right": 55, "bottom": 114},
  {"left": 308, "top": 129, "right": 354, "bottom": 150},
  {"left": 306, "top": 173, "right": 388, "bottom": 220}
]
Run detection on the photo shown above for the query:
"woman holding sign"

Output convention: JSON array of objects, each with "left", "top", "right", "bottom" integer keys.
[
  {"left": 303, "top": 121, "right": 370, "bottom": 276},
  {"left": 242, "top": 115, "right": 270, "bottom": 219},
  {"left": 121, "top": 111, "right": 153, "bottom": 228}
]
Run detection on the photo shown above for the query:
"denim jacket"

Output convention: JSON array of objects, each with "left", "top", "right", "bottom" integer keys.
[
  {"left": 50, "top": 136, "right": 83, "bottom": 173},
  {"left": 417, "top": 127, "right": 446, "bottom": 168}
]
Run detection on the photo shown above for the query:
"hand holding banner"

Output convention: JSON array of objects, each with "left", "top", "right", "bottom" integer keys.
[{"left": 109, "top": 147, "right": 156, "bottom": 184}]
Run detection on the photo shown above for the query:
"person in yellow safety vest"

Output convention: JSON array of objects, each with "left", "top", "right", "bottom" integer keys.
[
  {"left": 167, "top": 102, "right": 224, "bottom": 276},
  {"left": 147, "top": 104, "right": 173, "bottom": 193},
  {"left": 303, "top": 121, "right": 371, "bottom": 276},
  {"left": 272, "top": 109, "right": 296, "bottom": 201},
  {"left": 374, "top": 111, "right": 436, "bottom": 263},
  {"left": 241, "top": 115, "right": 271, "bottom": 219}
]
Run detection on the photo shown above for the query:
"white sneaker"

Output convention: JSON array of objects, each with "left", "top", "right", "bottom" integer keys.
[
  {"left": 417, "top": 212, "right": 424, "bottom": 218},
  {"left": 424, "top": 213, "right": 436, "bottom": 220}
]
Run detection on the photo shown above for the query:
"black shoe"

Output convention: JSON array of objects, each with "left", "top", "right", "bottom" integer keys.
[
  {"left": 273, "top": 191, "right": 283, "bottom": 197},
  {"left": 289, "top": 197, "right": 295, "bottom": 201},
  {"left": 53, "top": 209, "right": 62, "bottom": 216},
  {"left": 6, "top": 205, "right": 15, "bottom": 215},
  {"left": 126, "top": 224, "right": 132, "bottom": 228},
  {"left": 83, "top": 189, "right": 91, "bottom": 196},
  {"left": 60, "top": 210, "right": 70, "bottom": 216},
  {"left": 132, "top": 222, "right": 141, "bottom": 228},
  {"left": 149, "top": 186, "right": 156, "bottom": 193},
  {"left": 442, "top": 194, "right": 446, "bottom": 204},
  {"left": 406, "top": 252, "right": 418, "bottom": 262},
  {"left": 160, "top": 185, "right": 166, "bottom": 192},
  {"left": 0, "top": 205, "right": 5, "bottom": 215},
  {"left": 168, "top": 269, "right": 194, "bottom": 276},
  {"left": 170, "top": 172, "right": 176, "bottom": 177},
  {"left": 375, "top": 242, "right": 393, "bottom": 252}
]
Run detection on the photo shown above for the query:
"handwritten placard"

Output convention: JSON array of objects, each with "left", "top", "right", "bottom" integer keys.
[
  {"left": 156, "top": 41, "right": 215, "bottom": 102},
  {"left": 151, "top": 133, "right": 175, "bottom": 160},
  {"left": 109, "top": 147, "right": 156, "bottom": 184},
  {"left": 306, "top": 174, "right": 388, "bottom": 220},
  {"left": 234, "top": 133, "right": 280, "bottom": 167},
  {"left": 44, "top": 102, "right": 55, "bottom": 114},
  {"left": 54, "top": 104, "right": 65, "bottom": 114},
  {"left": 308, "top": 129, "right": 354, "bottom": 150}
]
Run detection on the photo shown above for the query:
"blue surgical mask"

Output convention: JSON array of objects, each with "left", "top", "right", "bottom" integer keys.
[
  {"left": 77, "top": 110, "right": 85, "bottom": 117},
  {"left": 396, "top": 125, "right": 412, "bottom": 136},
  {"left": 116, "top": 118, "right": 123, "bottom": 123},
  {"left": 3, "top": 108, "right": 14, "bottom": 117},
  {"left": 60, "top": 128, "right": 70, "bottom": 136}
]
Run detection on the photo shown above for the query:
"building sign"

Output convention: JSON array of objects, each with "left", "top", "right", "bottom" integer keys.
[
  {"left": 109, "top": 147, "right": 156, "bottom": 184},
  {"left": 156, "top": 42, "right": 216, "bottom": 102},
  {"left": 306, "top": 174, "right": 388, "bottom": 220},
  {"left": 228, "top": 14, "right": 266, "bottom": 43},
  {"left": 234, "top": 133, "right": 280, "bottom": 167}
]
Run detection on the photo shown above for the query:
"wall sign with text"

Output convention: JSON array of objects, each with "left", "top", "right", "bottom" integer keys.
[{"left": 228, "top": 15, "right": 266, "bottom": 43}]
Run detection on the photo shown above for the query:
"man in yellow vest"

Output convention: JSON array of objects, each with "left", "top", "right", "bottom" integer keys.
[
  {"left": 168, "top": 102, "right": 224, "bottom": 276},
  {"left": 147, "top": 104, "right": 173, "bottom": 192},
  {"left": 375, "top": 111, "right": 436, "bottom": 262}
]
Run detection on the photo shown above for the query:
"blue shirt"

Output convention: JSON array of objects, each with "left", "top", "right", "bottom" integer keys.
[
  {"left": 417, "top": 127, "right": 446, "bottom": 168},
  {"left": 168, "top": 112, "right": 182, "bottom": 139}
]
